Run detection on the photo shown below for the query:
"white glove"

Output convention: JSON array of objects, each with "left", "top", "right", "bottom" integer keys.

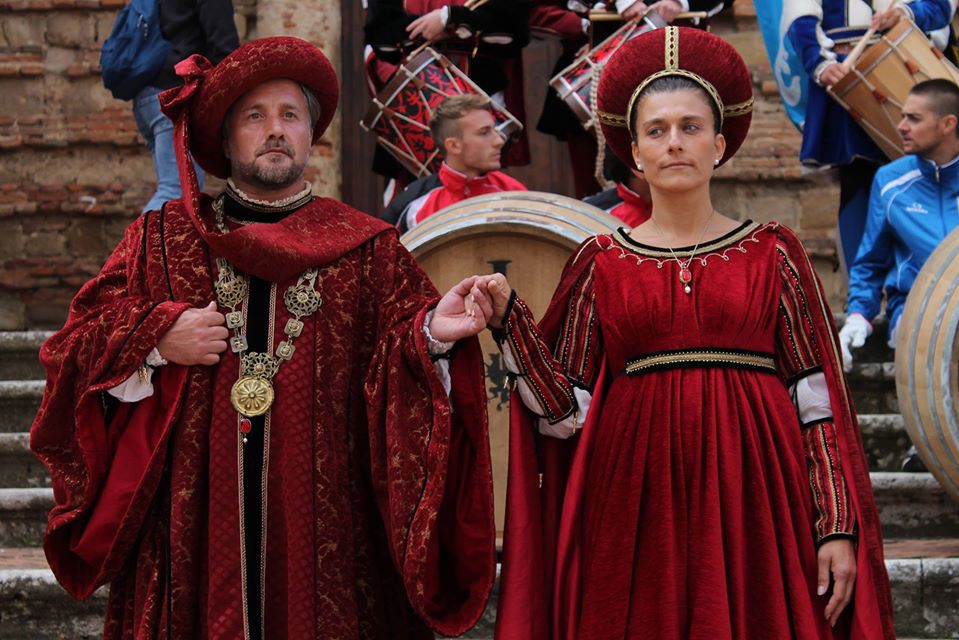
[{"left": 838, "top": 313, "right": 872, "bottom": 372}]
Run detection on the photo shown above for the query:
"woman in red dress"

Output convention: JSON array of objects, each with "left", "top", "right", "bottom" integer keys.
[{"left": 472, "top": 27, "right": 895, "bottom": 640}]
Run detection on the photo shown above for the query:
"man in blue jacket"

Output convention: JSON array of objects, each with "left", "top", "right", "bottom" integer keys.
[
  {"left": 840, "top": 79, "right": 959, "bottom": 372},
  {"left": 786, "top": 0, "right": 954, "bottom": 275}
]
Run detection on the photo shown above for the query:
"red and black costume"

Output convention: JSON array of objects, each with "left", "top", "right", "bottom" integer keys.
[
  {"left": 495, "top": 27, "right": 895, "bottom": 640},
  {"left": 583, "top": 180, "right": 651, "bottom": 227},
  {"left": 30, "top": 37, "right": 495, "bottom": 640}
]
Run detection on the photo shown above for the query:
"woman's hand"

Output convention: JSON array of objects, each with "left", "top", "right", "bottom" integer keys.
[
  {"left": 429, "top": 276, "right": 494, "bottom": 342},
  {"left": 817, "top": 538, "right": 857, "bottom": 627},
  {"left": 473, "top": 273, "right": 513, "bottom": 330}
]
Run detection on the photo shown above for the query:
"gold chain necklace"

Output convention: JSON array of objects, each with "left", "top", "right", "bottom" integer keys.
[
  {"left": 212, "top": 196, "right": 322, "bottom": 438},
  {"left": 649, "top": 211, "right": 715, "bottom": 295}
]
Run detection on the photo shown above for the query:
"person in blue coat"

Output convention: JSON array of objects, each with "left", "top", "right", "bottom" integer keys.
[
  {"left": 840, "top": 79, "right": 959, "bottom": 370},
  {"left": 786, "top": 0, "right": 954, "bottom": 275}
]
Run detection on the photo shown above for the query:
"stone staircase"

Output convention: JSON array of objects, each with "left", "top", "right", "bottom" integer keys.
[{"left": 0, "top": 329, "right": 957, "bottom": 639}]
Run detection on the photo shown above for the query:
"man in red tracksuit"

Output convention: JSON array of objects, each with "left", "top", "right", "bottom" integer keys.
[{"left": 386, "top": 93, "right": 528, "bottom": 232}]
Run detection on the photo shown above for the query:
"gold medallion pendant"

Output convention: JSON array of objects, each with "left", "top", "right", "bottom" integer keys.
[{"left": 230, "top": 376, "right": 275, "bottom": 417}]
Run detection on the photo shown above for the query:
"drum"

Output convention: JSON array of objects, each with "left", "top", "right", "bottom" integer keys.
[
  {"left": 360, "top": 47, "right": 523, "bottom": 178},
  {"left": 401, "top": 192, "right": 620, "bottom": 535},
  {"left": 829, "top": 18, "right": 959, "bottom": 160},
  {"left": 549, "top": 13, "right": 666, "bottom": 128},
  {"left": 895, "top": 225, "right": 959, "bottom": 504}
]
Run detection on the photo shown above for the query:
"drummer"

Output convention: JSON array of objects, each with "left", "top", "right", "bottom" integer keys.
[
  {"left": 531, "top": 0, "right": 729, "bottom": 199},
  {"left": 839, "top": 79, "right": 959, "bottom": 370},
  {"left": 785, "top": 0, "right": 953, "bottom": 276},
  {"left": 384, "top": 94, "right": 528, "bottom": 233},
  {"left": 364, "top": 0, "right": 531, "bottom": 202},
  {"left": 583, "top": 145, "right": 652, "bottom": 226}
]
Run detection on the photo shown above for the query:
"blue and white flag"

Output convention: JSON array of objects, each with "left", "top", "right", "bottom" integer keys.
[{"left": 754, "top": 0, "right": 809, "bottom": 131}]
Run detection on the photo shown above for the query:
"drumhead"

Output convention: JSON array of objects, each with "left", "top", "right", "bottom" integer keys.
[{"left": 895, "top": 226, "right": 959, "bottom": 503}]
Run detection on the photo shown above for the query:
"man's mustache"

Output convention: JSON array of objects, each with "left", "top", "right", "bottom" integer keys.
[{"left": 256, "top": 140, "right": 294, "bottom": 157}]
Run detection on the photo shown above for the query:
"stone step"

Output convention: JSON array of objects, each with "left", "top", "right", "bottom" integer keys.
[
  {"left": 0, "top": 542, "right": 956, "bottom": 639},
  {"left": 2, "top": 473, "right": 956, "bottom": 549},
  {"left": 0, "top": 433, "right": 49, "bottom": 488},
  {"left": 0, "top": 380, "right": 44, "bottom": 434},
  {"left": 0, "top": 331, "right": 49, "bottom": 381}
]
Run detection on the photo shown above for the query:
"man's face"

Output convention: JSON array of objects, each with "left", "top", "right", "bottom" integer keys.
[
  {"left": 223, "top": 78, "right": 313, "bottom": 191},
  {"left": 898, "top": 94, "right": 950, "bottom": 157},
  {"left": 448, "top": 109, "right": 505, "bottom": 174}
]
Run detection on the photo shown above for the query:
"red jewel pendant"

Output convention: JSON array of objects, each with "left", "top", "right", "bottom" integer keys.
[
  {"left": 679, "top": 266, "right": 692, "bottom": 294},
  {"left": 240, "top": 418, "right": 252, "bottom": 434}
]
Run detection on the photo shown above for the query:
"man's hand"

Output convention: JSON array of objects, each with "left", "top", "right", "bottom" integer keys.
[
  {"left": 817, "top": 538, "right": 857, "bottom": 627},
  {"left": 870, "top": 5, "right": 906, "bottom": 31},
  {"left": 473, "top": 273, "right": 513, "bottom": 330},
  {"left": 157, "top": 301, "right": 228, "bottom": 366},
  {"left": 407, "top": 9, "right": 448, "bottom": 43},
  {"left": 646, "top": 0, "right": 684, "bottom": 23},
  {"left": 620, "top": 0, "right": 648, "bottom": 21},
  {"left": 429, "top": 276, "right": 494, "bottom": 343},
  {"left": 838, "top": 313, "right": 872, "bottom": 372},
  {"left": 819, "top": 62, "right": 849, "bottom": 87}
]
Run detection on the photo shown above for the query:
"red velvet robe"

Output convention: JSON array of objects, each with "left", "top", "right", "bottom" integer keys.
[
  {"left": 495, "top": 222, "right": 895, "bottom": 639},
  {"left": 30, "top": 195, "right": 495, "bottom": 639}
]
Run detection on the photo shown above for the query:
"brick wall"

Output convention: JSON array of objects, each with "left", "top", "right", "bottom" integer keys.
[{"left": 0, "top": 0, "right": 849, "bottom": 330}]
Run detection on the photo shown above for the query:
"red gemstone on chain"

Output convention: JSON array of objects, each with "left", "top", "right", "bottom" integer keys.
[
  {"left": 679, "top": 267, "right": 692, "bottom": 284},
  {"left": 240, "top": 418, "right": 252, "bottom": 434}
]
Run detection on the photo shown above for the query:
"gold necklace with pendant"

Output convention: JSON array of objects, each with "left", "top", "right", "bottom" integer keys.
[{"left": 212, "top": 196, "right": 322, "bottom": 440}]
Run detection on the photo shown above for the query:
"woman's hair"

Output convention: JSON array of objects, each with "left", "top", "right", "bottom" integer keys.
[{"left": 630, "top": 75, "right": 722, "bottom": 138}]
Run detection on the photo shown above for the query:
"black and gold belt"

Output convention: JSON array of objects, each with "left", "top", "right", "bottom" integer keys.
[{"left": 623, "top": 348, "right": 777, "bottom": 376}]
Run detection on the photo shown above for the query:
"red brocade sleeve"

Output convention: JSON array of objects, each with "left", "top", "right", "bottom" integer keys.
[
  {"left": 30, "top": 215, "right": 193, "bottom": 599},
  {"left": 362, "top": 231, "right": 495, "bottom": 637},
  {"left": 774, "top": 234, "right": 857, "bottom": 544},
  {"left": 497, "top": 261, "right": 602, "bottom": 424}
]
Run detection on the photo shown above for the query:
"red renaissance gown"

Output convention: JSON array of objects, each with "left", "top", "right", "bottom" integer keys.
[
  {"left": 494, "top": 221, "right": 895, "bottom": 639},
  {"left": 30, "top": 193, "right": 495, "bottom": 639}
]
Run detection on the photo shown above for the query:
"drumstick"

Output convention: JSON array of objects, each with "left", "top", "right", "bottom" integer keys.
[
  {"left": 841, "top": 27, "right": 877, "bottom": 71},
  {"left": 588, "top": 9, "right": 708, "bottom": 21},
  {"left": 464, "top": 0, "right": 490, "bottom": 9}
]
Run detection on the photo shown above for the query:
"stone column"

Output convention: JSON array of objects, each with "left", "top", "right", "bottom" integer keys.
[{"left": 256, "top": 0, "right": 342, "bottom": 198}]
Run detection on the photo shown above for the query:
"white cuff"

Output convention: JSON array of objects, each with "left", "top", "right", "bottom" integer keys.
[
  {"left": 146, "top": 347, "right": 167, "bottom": 367},
  {"left": 789, "top": 372, "right": 833, "bottom": 425},
  {"left": 107, "top": 367, "right": 156, "bottom": 403},
  {"left": 538, "top": 386, "right": 591, "bottom": 439},
  {"left": 440, "top": 5, "right": 450, "bottom": 25},
  {"left": 434, "top": 358, "right": 452, "bottom": 397},
  {"left": 423, "top": 310, "right": 455, "bottom": 356}
]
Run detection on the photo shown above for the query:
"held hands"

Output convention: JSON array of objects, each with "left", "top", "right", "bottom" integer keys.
[
  {"left": 838, "top": 313, "right": 872, "bottom": 372},
  {"left": 407, "top": 9, "right": 448, "bottom": 43},
  {"left": 817, "top": 538, "right": 857, "bottom": 627},
  {"left": 157, "top": 301, "right": 228, "bottom": 366},
  {"left": 428, "top": 273, "right": 515, "bottom": 342}
]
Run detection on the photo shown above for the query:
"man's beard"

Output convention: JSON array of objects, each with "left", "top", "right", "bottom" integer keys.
[{"left": 231, "top": 140, "right": 307, "bottom": 191}]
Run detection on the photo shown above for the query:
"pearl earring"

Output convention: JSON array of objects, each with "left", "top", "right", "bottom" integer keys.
[
  {"left": 636, "top": 163, "right": 643, "bottom": 171},
  {"left": 714, "top": 158, "right": 720, "bottom": 166}
]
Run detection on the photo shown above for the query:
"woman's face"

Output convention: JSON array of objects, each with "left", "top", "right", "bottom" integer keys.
[{"left": 630, "top": 88, "right": 726, "bottom": 194}]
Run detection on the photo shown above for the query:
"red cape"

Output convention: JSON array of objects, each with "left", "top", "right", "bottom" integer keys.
[{"left": 31, "top": 197, "right": 496, "bottom": 638}]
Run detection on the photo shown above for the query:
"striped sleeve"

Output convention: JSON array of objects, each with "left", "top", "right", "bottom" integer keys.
[
  {"left": 775, "top": 239, "right": 856, "bottom": 544},
  {"left": 498, "top": 262, "right": 602, "bottom": 424}
]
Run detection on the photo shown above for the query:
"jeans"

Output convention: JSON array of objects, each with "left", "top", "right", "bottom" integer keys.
[{"left": 133, "top": 86, "right": 205, "bottom": 213}]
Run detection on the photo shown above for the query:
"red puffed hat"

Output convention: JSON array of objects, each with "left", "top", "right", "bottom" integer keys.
[
  {"left": 596, "top": 26, "right": 753, "bottom": 167},
  {"left": 160, "top": 36, "right": 339, "bottom": 179}
]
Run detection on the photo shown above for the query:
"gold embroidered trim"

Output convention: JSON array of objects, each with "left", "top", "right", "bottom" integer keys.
[
  {"left": 596, "top": 110, "right": 628, "bottom": 127},
  {"left": 625, "top": 349, "right": 776, "bottom": 375},
  {"left": 724, "top": 96, "right": 754, "bottom": 117},
  {"left": 611, "top": 221, "right": 763, "bottom": 260},
  {"left": 665, "top": 25, "right": 679, "bottom": 71}
]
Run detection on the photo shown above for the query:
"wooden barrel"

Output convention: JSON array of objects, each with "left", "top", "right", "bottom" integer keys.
[
  {"left": 895, "top": 226, "right": 959, "bottom": 503},
  {"left": 402, "top": 191, "right": 620, "bottom": 535}
]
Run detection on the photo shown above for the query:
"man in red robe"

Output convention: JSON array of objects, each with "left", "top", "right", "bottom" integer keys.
[
  {"left": 30, "top": 36, "right": 496, "bottom": 640},
  {"left": 384, "top": 94, "right": 527, "bottom": 233}
]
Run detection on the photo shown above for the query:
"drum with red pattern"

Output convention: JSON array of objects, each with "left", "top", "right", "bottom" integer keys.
[{"left": 360, "top": 47, "right": 523, "bottom": 178}]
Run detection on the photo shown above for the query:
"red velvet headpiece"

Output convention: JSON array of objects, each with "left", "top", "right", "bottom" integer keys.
[
  {"left": 160, "top": 36, "right": 339, "bottom": 179},
  {"left": 596, "top": 27, "right": 753, "bottom": 167}
]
